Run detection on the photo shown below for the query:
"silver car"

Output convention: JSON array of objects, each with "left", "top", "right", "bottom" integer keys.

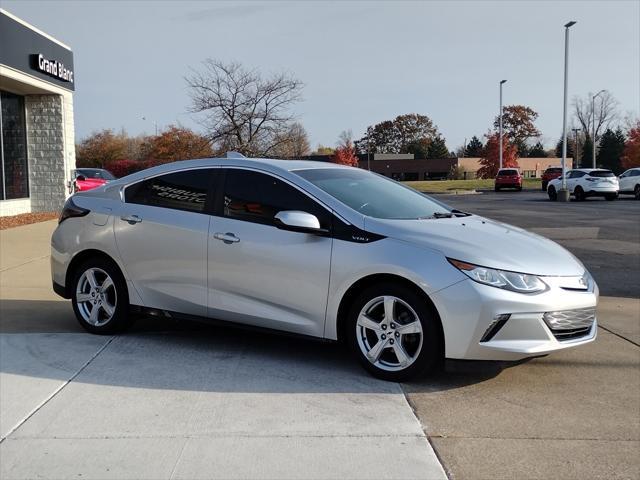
[{"left": 51, "top": 157, "right": 598, "bottom": 381}]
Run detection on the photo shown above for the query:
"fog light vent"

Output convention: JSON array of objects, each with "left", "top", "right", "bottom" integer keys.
[{"left": 480, "top": 314, "right": 511, "bottom": 343}]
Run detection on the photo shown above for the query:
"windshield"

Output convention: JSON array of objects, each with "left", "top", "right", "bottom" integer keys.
[
  {"left": 295, "top": 168, "right": 454, "bottom": 220},
  {"left": 588, "top": 170, "right": 615, "bottom": 178}
]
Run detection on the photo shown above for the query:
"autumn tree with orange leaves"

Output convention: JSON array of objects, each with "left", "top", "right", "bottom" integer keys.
[
  {"left": 621, "top": 122, "right": 640, "bottom": 170},
  {"left": 144, "top": 125, "right": 213, "bottom": 162},
  {"left": 331, "top": 130, "right": 359, "bottom": 167},
  {"left": 476, "top": 133, "right": 519, "bottom": 178}
]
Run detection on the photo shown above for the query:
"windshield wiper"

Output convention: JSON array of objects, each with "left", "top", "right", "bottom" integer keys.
[{"left": 451, "top": 209, "right": 472, "bottom": 217}]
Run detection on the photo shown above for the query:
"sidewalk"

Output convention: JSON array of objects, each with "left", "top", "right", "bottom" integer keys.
[{"left": 0, "top": 220, "right": 447, "bottom": 480}]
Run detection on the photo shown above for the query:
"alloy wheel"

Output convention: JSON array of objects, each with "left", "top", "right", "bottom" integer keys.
[
  {"left": 75, "top": 267, "right": 117, "bottom": 326},
  {"left": 356, "top": 295, "right": 424, "bottom": 372}
]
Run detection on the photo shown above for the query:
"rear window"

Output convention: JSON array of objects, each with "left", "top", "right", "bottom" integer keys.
[
  {"left": 545, "top": 168, "right": 562, "bottom": 174},
  {"left": 498, "top": 170, "right": 518, "bottom": 176},
  {"left": 588, "top": 170, "right": 615, "bottom": 178}
]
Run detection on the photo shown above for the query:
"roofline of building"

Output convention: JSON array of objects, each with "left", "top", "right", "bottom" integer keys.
[{"left": 0, "top": 8, "right": 72, "bottom": 51}]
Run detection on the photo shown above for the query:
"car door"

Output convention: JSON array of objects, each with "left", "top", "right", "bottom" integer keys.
[
  {"left": 114, "top": 168, "right": 217, "bottom": 317},
  {"left": 207, "top": 168, "right": 333, "bottom": 337}
]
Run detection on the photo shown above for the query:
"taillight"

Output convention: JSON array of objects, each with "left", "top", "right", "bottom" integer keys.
[{"left": 59, "top": 197, "right": 90, "bottom": 224}]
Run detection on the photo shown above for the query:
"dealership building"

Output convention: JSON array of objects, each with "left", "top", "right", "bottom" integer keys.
[{"left": 0, "top": 9, "right": 75, "bottom": 216}]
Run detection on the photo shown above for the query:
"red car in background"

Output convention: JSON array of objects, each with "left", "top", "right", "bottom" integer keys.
[
  {"left": 69, "top": 168, "right": 116, "bottom": 193},
  {"left": 541, "top": 167, "right": 563, "bottom": 191},
  {"left": 494, "top": 168, "right": 522, "bottom": 191}
]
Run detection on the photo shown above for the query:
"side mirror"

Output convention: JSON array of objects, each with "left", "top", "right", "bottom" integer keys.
[
  {"left": 76, "top": 175, "right": 86, "bottom": 181},
  {"left": 274, "top": 211, "right": 327, "bottom": 234}
]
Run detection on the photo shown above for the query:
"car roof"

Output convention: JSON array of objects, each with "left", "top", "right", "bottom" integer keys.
[
  {"left": 571, "top": 168, "right": 612, "bottom": 172},
  {"left": 103, "top": 157, "right": 350, "bottom": 188}
]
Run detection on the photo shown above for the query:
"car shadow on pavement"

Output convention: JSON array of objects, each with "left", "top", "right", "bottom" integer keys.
[{"left": 0, "top": 299, "right": 507, "bottom": 393}]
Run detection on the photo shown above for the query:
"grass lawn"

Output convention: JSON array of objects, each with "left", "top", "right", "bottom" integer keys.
[{"left": 403, "top": 178, "right": 542, "bottom": 193}]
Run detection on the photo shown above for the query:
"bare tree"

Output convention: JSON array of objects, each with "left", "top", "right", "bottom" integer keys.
[
  {"left": 573, "top": 90, "right": 619, "bottom": 143},
  {"left": 186, "top": 60, "right": 304, "bottom": 157},
  {"left": 270, "top": 122, "right": 311, "bottom": 159}
]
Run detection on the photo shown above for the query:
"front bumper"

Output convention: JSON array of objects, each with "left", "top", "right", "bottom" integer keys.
[{"left": 430, "top": 276, "right": 598, "bottom": 361}]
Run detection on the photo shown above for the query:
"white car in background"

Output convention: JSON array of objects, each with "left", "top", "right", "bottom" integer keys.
[
  {"left": 618, "top": 167, "right": 640, "bottom": 199},
  {"left": 547, "top": 168, "right": 619, "bottom": 201}
]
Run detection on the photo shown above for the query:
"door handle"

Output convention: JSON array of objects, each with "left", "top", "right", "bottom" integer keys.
[
  {"left": 121, "top": 214, "right": 142, "bottom": 224},
  {"left": 213, "top": 232, "right": 240, "bottom": 244}
]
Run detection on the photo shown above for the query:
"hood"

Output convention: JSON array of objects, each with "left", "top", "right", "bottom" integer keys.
[{"left": 365, "top": 215, "right": 584, "bottom": 277}]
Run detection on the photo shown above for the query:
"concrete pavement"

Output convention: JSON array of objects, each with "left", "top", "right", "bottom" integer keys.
[{"left": 0, "top": 220, "right": 446, "bottom": 479}]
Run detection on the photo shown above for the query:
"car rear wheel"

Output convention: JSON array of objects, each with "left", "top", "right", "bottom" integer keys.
[
  {"left": 71, "top": 258, "right": 132, "bottom": 334},
  {"left": 634, "top": 185, "right": 640, "bottom": 200},
  {"left": 494, "top": 186, "right": 500, "bottom": 192},
  {"left": 548, "top": 186, "right": 557, "bottom": 201},
  {"left": 541, "top": 181, "right": 548, "bottom": 191},
  {"left": 346, "top": 283, "right": 441, "bottom": 381},
  {"left": 605, "top": 193, "right": 618, "bottom": 201},
  {"left": 575, "top": 186, "right": 586, "bottom": 201}
]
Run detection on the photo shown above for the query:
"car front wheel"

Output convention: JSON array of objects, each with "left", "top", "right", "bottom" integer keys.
[
  {"left": 346, "top": 283, "right": 441, "bottom": 381},
  {"left": 548, "top": 186, "right": 557, "bottom": 201},
  {"left": 634, "top": 185, "right": 640, "bottom": 200},
  {"left": 71, "top": 258, "right": 132, "bottom": 334}
]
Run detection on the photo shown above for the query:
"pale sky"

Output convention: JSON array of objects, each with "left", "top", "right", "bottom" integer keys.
[{"left": 4, "top": 0, "right": 639, "bottom": 151}]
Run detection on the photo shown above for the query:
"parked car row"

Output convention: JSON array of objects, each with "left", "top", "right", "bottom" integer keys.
[
  {"left": 547, "top": 167, "right": 640, "bottom": 201},
  {"left": 493, "top": 166, "right": 640, "bottom": 201}
]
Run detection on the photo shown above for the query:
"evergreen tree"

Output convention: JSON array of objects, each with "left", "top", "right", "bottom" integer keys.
[
  {"left": 555, "top": 138, "right": 575, "bottom": 161},
  {"left": 581, "top": 136, "right": 593, "bottom": 168},
  {"left": 426, "top": 136, "right": 450, "bottom": 159},
  {"left": 528, "top": 142, "right": 546, "bottom": 157},
  {"left": 464, "top": 136, "right": 484, "bottom": 157},
  {"left": 597, "top": 128, "right": 626, "bottom": 173}
]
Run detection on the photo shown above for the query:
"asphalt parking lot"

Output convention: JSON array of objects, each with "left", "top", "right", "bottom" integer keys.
[{"left": 0, "top": 190, "right": 638, "bottom": 479}]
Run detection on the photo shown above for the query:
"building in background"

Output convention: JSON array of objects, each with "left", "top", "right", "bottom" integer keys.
[
  {"left": 355, "top": 154, "right": 568, "bottom": 181},
  {"left": 0, "top": 9, "right": 75, "bottom": 216}
]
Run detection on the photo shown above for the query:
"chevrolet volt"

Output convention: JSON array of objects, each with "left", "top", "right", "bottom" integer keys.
[{"left": 51, "top": 157, "right": 598, "bottom": 381}]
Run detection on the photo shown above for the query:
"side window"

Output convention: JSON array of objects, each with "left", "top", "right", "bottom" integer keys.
[
  {"left": 569, "top": 171, "right": 585, "bottom": 179},
  {"left": 222, "top": 169, "right": 330, "bottom": 228},
  {"left": 125, "top": 169, "right": 213, "bottom": 213},
  {"left": 632, "top": 170, "right": 640, "bottom": 177}
]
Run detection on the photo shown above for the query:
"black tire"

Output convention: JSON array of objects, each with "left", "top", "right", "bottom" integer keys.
[
  {"left": 541, "top": 181, "right": 548, "bottom": 191},
  {"left": 71, "top": 257, "right": 132, "bottom": 334},
  {"left": 346, "top": 282, "right": 442, "bottom": 382},
  {"left": 494, "top": 186, "right": 500, "bottom": 192},
  {"left": 634, "top": 185, "right": 640, "bottom": 200},
  {"left": 605, "top": 193, "right": 618, "bottom": 201},
  {"left": 575, "top": 186, "right": 586, "bottom": 201},
  {"left": 548, "top": 186, "right": 557, "bottom": 201}
]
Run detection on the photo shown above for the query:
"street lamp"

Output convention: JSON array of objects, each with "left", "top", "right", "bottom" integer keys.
[
  {"left": 592, "top": 89, "right": 606, "bottom": 168},
  {"left": 499, "top": 79, "right": 507, "bottom": 169},
  {"left": 559, "top": 21, "right": 577, "bottom": 202},
  {"left": 571, "top": 127, "right": 581, "bottom": 168}
]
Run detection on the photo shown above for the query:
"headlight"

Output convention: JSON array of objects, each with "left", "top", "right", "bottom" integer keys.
[{"left": 448, "top": 259, "right": 547, "bottom": 293}]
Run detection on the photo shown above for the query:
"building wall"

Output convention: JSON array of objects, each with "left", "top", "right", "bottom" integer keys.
[{"left": 25, "top": 94, "right": 67, "bottom": 212}]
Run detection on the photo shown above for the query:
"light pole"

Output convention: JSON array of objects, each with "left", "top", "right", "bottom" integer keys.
[
  {"left": 499, "top": 79, "right": 507, "bottom": 169},
  {"left": 571, "top": 127, "right": 581, "bottom": 167},
  {"left": 559, "top": 21, "right": 576, "bottom": 202},
  {"left": 591, "top": 89, "right": 605, "bottom": 168}
]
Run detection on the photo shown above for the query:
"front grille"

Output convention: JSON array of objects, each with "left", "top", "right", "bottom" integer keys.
[{"left": 543, "top": 307, "right": 595, "bottom": 341}]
